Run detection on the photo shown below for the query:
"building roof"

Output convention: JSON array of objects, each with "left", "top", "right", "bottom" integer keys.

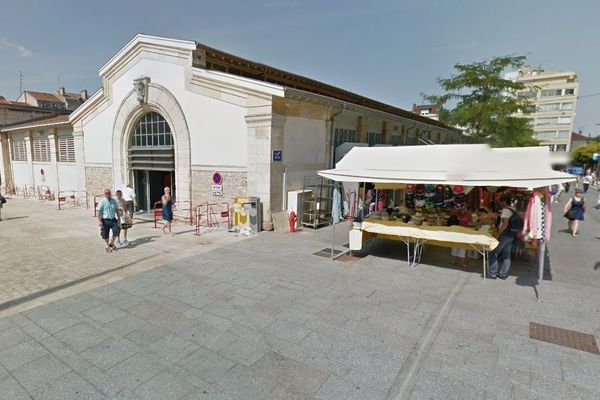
[
  {"left": 1, "top": 114, "right": 70, "bottom": 132},
  {"left": 23, "top": 91, "right": 64, "bottom": 103},
  {"left": 570, "top": 132, "right": 589, "bottom": 142},
  {"left": 194, "top": 42, "right": 453, "bottom": 130}
]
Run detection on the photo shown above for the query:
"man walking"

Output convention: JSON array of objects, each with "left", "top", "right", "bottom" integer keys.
[
  {"left": 121, "top": 183, "right": 137, "bottom": 216},
  {"left": 97, "top": 188, "right": 121, "bottom": 252},
  {"left": 488, "top": 195, "right": 522, "bottom": 280}
]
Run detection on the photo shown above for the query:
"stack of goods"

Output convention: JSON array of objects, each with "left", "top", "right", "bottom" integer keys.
[{"left": 453, "top": 186, "right": 466, "bottom": 210}]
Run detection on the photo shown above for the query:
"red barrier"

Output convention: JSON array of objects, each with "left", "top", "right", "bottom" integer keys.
[
  {"left": 153, "top": 201, "right": 163, "bottom": 228},
  {"left": 92, "top": 193, "right": 103, "bottom": 217},
  {"left": 194, "top": 202, "right": 230, "bottom": 236},
  {"left": 173, "top": 200, "right": 193, "bottom": 225},
  {"left": 57, "top": 190, "right": 76, "bottom": 210}
]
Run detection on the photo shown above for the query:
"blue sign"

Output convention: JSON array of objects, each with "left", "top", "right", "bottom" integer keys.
[
  {"left": 272, "top": 150, "right": 282, "bottom": 161},
  {"left": 593, "top": 153, "right": 600, "bottom": 161}
]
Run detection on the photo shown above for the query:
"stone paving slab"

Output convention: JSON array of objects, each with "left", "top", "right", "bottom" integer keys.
[
  {"left": 0, "top": 197, "right": 245, "bottom": 307},
  {"left": 0, "top": 194, "right": 599, "bottom": 399}
]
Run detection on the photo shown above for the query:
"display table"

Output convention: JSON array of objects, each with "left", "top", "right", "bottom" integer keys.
[{"left": 352, "top": 218, "right": 499, "bottom": 279}]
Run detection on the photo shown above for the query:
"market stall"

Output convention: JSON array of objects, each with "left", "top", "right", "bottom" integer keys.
[{"left": 318, "top": 144, "right": 575, "bottom": 296}]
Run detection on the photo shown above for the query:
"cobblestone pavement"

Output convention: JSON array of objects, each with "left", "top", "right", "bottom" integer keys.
[
  {"left": 0, "top": 197, "right": 241, "bottom": 306},
  {"left": 0, "top": 193, "right": 599, "bottom": 399}
]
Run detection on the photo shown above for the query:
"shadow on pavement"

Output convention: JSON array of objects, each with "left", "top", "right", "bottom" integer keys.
[
  {"left": 0, "top": 216, "right": 29, "bottom": 221},
  {"left": 122, "top": 235, "right": 160, "bottom": 249}
]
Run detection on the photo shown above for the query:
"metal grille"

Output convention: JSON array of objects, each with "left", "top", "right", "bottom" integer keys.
[
  {"left": 367, "top": 131, "right": 382, "bottom": 146},
  {"left": 128, "top": 147, "right": 175, "bottom": 171},
  {"left": 334, "top": 128, "right": 357, "bottom": 149},
  {"left": 391, "top": 135, "right": 401, "bottom": 146},
  {"left": 313, "top": 248, "right": 343, "bottom": 258},
  {"left": 530, "top": 322, "right": 599, "bottom": 354}
]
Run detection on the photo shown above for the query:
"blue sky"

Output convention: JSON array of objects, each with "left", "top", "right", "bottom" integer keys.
[{"left": 1, "top": 0, "right": 599, "bottom": 133}]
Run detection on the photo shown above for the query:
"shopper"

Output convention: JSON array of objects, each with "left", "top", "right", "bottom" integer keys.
[
  {"left": 0, "top": 193, "right": 5, "bottom": 221},
  {"left": 115, "top": 190, "right": 133, "bottom": 246},
  {"left": 121, "top": 183, "right": 137, "bottom": 216},
  {"left": 564, "top": 188, "right": 586, "bottom": 237},
  {"left": 161, "top": 186, "right": 174, "bottom": 236},
  {"left": 487, "top": 195, "right": 522, "bottom": 280},
  {"left": 96, "top": 188, "right": 121, "bottom": 252},
  {"left": 582, "top": 173, "right": 592, "bottom": 193}
]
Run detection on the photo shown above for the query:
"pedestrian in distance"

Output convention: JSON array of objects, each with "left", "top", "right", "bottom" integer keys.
[
  {"left": 0, "top": 193, "right": 6, "bottom": 221},
  {"left": 487, "top": 195, "right": 523, "bottom": 280},
  {"left": 582, "top": 173, "right": 592, "bottom": 193},
  {"left": 115, "top": 190, "right": 133, "bottom": 246},
  {"left": 161, "top": 186, "right": 174, "bottom": 236},
  {"left": 564, "top": 188, "right": 586, "bottom": 238},
  {"left": 121, "top": 182, "right": 137, "bottom": 216},
  {"left": 96, "top": 188, "right": 122, "bottom": 252}
]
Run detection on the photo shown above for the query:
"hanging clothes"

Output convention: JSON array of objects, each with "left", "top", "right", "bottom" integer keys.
[
  {"left": 544, "top": 190, "right": 552, "bottom": 241},
  {"left": 523, "top": 192, "right": 543, "bottom": 239},
  {"left": 332, "top": 188, "right": 343, "bottom": 223}
]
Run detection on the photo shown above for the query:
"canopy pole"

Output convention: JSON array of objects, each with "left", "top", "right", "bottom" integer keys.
[
  {"left": 537, "top": 239, "right": 545, "bottom": 302},
  {"left": 537, "top": 195, "right": 547, "bottom": 302},
  {"left": 331, "top": 219, "right": 336, "bottom": 261}
]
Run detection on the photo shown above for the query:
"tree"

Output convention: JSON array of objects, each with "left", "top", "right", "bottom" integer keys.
[
  {"left": 425, "top": 55, "right": 538, "bottom": 147},
  {"left": 572, "top": 140, "right": 600, "bottom": 167}
]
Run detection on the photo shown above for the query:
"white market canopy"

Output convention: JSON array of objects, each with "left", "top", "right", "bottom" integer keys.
[{"left": 318, "top": 144, "right": 575, "bottom": 189}]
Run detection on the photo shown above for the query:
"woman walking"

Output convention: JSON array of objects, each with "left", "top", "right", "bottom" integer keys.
[
  {"left": 161, "top": 186, "right": 174, "bottom": 236},
  {"left": 564, "top": 188, "right": 586, "bottom": 237}
]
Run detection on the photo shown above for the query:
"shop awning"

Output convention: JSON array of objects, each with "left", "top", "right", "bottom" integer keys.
[{"left": 318, "top": 144, "right": 575, "bottom": 189}]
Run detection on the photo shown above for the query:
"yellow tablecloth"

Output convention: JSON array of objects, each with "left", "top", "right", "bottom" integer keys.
[{"left": 361, "top": 219, "right": 499, "bottom": 251}]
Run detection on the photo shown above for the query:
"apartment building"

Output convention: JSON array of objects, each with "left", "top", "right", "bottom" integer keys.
[{"left": 506, "top": 67, "right": 579, "bottom": 163}]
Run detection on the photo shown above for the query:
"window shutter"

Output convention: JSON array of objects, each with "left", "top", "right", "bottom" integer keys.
[{"left": 58, "top": 135, "right": 75, "bottom": 162}]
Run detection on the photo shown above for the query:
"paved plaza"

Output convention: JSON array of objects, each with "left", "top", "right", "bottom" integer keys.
[{"left": 0, "top": 193, "right": 599, "bottom": 399}]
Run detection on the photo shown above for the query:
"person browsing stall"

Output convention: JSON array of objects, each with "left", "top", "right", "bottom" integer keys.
[{"left": 487, "top": 195, "right": 522, "bottom": 280}]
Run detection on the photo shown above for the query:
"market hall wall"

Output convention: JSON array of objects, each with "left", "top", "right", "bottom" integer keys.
[{"left": 76, "top": 52, "right": 250, "bottom": 205}]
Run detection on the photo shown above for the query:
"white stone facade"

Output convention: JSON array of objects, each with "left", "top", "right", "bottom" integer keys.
[{"left": 2, "top": 34, "right": 461, "bottom": 227}]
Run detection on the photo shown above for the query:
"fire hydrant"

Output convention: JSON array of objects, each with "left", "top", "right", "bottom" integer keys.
[{"left": 289, "top": 210, "right": 297, "bottom": 232}]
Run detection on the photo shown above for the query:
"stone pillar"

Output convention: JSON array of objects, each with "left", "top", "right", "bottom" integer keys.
[
  {"left": 72, "top": 124, "right": 86, "bottom": 194},
  {"left": 24, "top": 134, "right": 35, "bottom": 188},
  {"left": 382, "top": 121, "right": 390, "bottom": 144},
  {"left": 0, "top": 133, "right": 12, "bottom": 193},
  {"left": 245, "top": 113, "right": 274, "bottom": 221},
  {"left": 270, "top": 114, "right": 285, "bottom": 214},
  {"left": 48, "top": 131, "right": 59, "bottom": 193},
  {"left": 357, "top": 116, "right": 368, "bottom": 143}
]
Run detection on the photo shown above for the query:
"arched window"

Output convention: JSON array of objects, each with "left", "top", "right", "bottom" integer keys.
[
  {"left": 132, "top": 112, "right": 173, "bottom": 147},
  {"left": 128, "top": 112, "right": 175, "bottom": 171}
]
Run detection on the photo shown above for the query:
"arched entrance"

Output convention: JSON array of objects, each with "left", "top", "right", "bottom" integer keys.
[
  {"left": 112, "top": 81, "right": 191, "bottom": 209},
  {"left": 129, "top": 111, "right": 175, "bottom": 211}
]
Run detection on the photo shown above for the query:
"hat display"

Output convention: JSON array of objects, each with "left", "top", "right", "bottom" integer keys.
[{"left": 453, "top": 185, "right": 465, "bottom": 194}]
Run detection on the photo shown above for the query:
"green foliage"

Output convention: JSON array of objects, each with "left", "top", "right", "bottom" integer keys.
[
  {"left": 572, "top": 141, "right": 600, "bottom": 166},
  {"left": 425, "top": 55, "right": 537, "bottom": 147}
]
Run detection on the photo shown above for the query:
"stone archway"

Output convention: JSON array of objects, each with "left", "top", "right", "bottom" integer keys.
[{"left": 112, "top": 82, "right": 191, "bottom": 204}]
